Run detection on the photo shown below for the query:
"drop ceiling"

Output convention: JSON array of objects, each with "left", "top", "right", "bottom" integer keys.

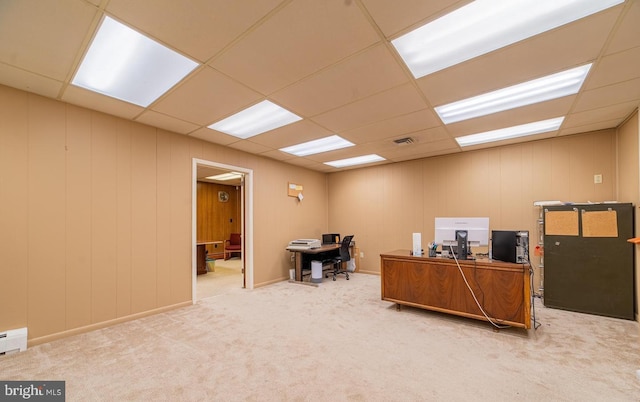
[
  {"left": 1, "top": 0, "right": 639, "bottom": 172},
  {"left": 196, "top": 166, "right": 243, "bottom": 186}
]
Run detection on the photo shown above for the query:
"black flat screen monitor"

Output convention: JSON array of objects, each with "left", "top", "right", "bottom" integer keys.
[
  {"left": 322, "top": 233, "right": 340, "bottom": 245},
  {"left": 491, "top": 230, "right": 517, "bottom": 263}
]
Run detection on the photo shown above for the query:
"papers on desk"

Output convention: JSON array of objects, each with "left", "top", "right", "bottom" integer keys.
[{"left": 287, "top": 239, "right": 321, "bottom": 250}]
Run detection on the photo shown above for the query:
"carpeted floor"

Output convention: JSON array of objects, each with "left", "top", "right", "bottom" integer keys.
[
  {"left": 2, "top": 272, "right": 639, "bottom": 401},
  {"left": 196, "top": 258, "right": 243, "bottom": 299}
]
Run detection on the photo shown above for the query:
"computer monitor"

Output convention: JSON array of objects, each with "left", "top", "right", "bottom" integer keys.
[
  {"left": 435, "top": 217, "right": 489, "bottom": 248},
  {"left": 322, "top": 233, "right": 340, "bottom": 245}
]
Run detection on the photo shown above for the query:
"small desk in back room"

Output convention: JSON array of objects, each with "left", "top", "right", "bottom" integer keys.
[{"left": 286, "top": 244, "right": 341, "bottom": 282}]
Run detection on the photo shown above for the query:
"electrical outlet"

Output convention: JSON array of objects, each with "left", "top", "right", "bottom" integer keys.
[
  {"left": 594, "top": 174, "right": 602, "bottom": 184},
  {"left": 360, "top": 251, "right": 364, "bottom": 258}
]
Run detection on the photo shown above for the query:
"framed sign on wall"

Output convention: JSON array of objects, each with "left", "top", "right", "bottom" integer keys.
[{"left": 288, "top": 183, "right": 303, "bottom": 198}]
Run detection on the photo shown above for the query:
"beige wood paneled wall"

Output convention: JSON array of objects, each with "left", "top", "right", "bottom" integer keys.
[
  {"left": 327, "top": 129, "right": 619, "bottom": 292},
  {"left": 0, "top": 82, "right": 633, "bottom": 343},
  {"left": 0, "top": 85, "right": 329, "bottom": 343},
  {"left": 196, "top": 181, "right": 240, "bottom": 256},
  {"left": 616, "top": 110, "right": 639, "bottom": 318}
]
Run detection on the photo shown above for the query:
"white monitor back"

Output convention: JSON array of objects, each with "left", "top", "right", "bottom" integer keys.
[{"left": 435, "top": 217, "right": 489, "bottom": 247}]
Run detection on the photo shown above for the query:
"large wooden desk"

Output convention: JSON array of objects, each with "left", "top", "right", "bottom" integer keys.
[
  {"left": 287, "top": 244, "right": 341, "bottom": 281},
  {"left": 380, "top": 250, "right": 531, "bottom": 329}
]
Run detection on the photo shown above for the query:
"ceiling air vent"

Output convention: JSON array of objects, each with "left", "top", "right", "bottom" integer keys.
[{"left": 393, "top": 137, "right": 415, "bottom": 146}]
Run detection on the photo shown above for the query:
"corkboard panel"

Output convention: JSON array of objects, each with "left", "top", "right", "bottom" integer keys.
[
  {"left": 288, "top": 182, "right": 303, "bottom": 197},
  {"left": 582, "top": 210, "right": 618, "bottom": 237},
  {"left": 545, "top": 210, "right": 579, "bottom": 236}
]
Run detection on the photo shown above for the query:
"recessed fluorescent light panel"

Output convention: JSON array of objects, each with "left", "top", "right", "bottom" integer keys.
[
  {"left": 206, "top": 172, "right": 243, "bottom": 181},
  {"left": 455, "top": 117, "right": 564, "bottom": 147},
  {"left": 435, "top": 64, "right": 592, "bottom": 124},
  {"left": 208, "top": 100, "right": 302, "bottom": 139},
  {"left": 392, "top": 0, "right": 623, "bottom": 78},
  {"left": 324, "top": 154, "right": 386, "bottom": 168},
  {"left": 72, "top": 16, "right": 198, "bottom": 107},
  {"left": 280, "top": 135, "right": 354, "bottom": 157}
]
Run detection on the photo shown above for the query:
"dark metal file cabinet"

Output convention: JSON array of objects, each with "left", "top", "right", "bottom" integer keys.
[{"left": 543, "top": 203, "right": 635, "bottom": 320}]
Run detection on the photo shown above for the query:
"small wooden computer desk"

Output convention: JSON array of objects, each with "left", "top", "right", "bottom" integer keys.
[{"left": 287, "top": 244, "right": 341, "bottom": 281}]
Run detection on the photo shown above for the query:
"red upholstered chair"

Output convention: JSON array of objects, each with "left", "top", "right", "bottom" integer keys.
[{"left": 224, "top": 233, "right": 242, "bottom": 260}]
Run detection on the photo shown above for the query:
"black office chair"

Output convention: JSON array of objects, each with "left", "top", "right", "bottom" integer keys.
[{"left": 326, "top": 235, "right": 354, "bottom": 281}]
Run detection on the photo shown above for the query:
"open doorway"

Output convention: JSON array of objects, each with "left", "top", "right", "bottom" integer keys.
[{"left": 192, "top": 158, "right": 253, "bottom": 302}]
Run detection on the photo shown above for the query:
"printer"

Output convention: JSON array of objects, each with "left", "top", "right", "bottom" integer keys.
[{"left": 287, "top": 239, "right": 322, "bottom": 250}]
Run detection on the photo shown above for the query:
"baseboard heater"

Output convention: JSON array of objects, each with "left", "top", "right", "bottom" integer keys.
[{"left": 0, "top": 327, "right": 27, "bottom": 355}]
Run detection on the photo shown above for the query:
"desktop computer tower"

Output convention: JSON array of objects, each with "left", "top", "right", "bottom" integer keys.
[
  {"left": 455, "top": 230, "right": 468, "bottom": 260},
  {"left": 492, "top": 230, "right": 529, "bottom": 263},
  {"left": 515, "top": 231, "right": 529, "bottom": 264}
]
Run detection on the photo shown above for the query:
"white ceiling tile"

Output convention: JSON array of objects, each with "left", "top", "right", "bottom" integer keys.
[
  {"left": 106, "top": 0, "right": 284, "bottom": 62},
  {"left": 559, "top": 119, "right": 625, "bottom": 136},
  {"left": 564, "top": 101, "right": 638, "bottom": 128},
  {"left": 312, "top": 83, "right": 427, "bottom": 132},
  {"left": 400, "top": 126, "right": 451, "bottom": 144},
  {"left": 271, "top": 44, "right": 409, "bottom": 116},
  {"left": 151, "top": 66, "right": 262, "bottom": 125},
  {"left": 0, "top": 0, "right": 98, "bottom": 80},
  {"left": 586, "top": 46, "right": 640, "bottom": 89},
  {"left": 574, "top": 78, "right": 640, "bottom": 112},
  {"left": 227, "top": 140, "right": 272, "bottom": 154},
  {"left": 62, "top": 85, "right": 144, "bottom": 120},
  {"left": 210, "top": 0, "right": 380, "bottom": 94},
  {"left": 135, "top": 110, "right": 200, "bottom": 134},
  {"left": 0, "top": 64, "right": 63, "bottom": 98},
  {"left": 382, "top": 138, "right": 460, "bottom": 161},
  {"left": 360, "top": 0, "right": 469, "bottom": 38},
  {"left": 248, "top": 120, "right": 333, "bottom": 149},
  {"left": 258, "top": 149, "right": 297, "bottom": 161},
  {"left": 284, "top": 157, "right": 327, "bottom": 169},
  {"left": 188, "top": 127, "right": 239, "bottom": 146},
  {"left": 342, "top": 109, "right": 441, "bottom": 143},
  {"left": 605, "top": 0, "right": 640, "bottom": 55}
]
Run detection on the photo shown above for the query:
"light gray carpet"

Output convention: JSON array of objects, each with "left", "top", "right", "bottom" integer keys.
[
  {"left": 197, "top": 258, "right": 243, "bottom": 300},
  {"left": 2, "top": 273, "right": 639, "bottom": 401}
]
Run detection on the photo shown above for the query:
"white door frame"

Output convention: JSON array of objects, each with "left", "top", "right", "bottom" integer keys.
[{"left": 192, "top": 158, "right": 254, "bottom": 303}]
